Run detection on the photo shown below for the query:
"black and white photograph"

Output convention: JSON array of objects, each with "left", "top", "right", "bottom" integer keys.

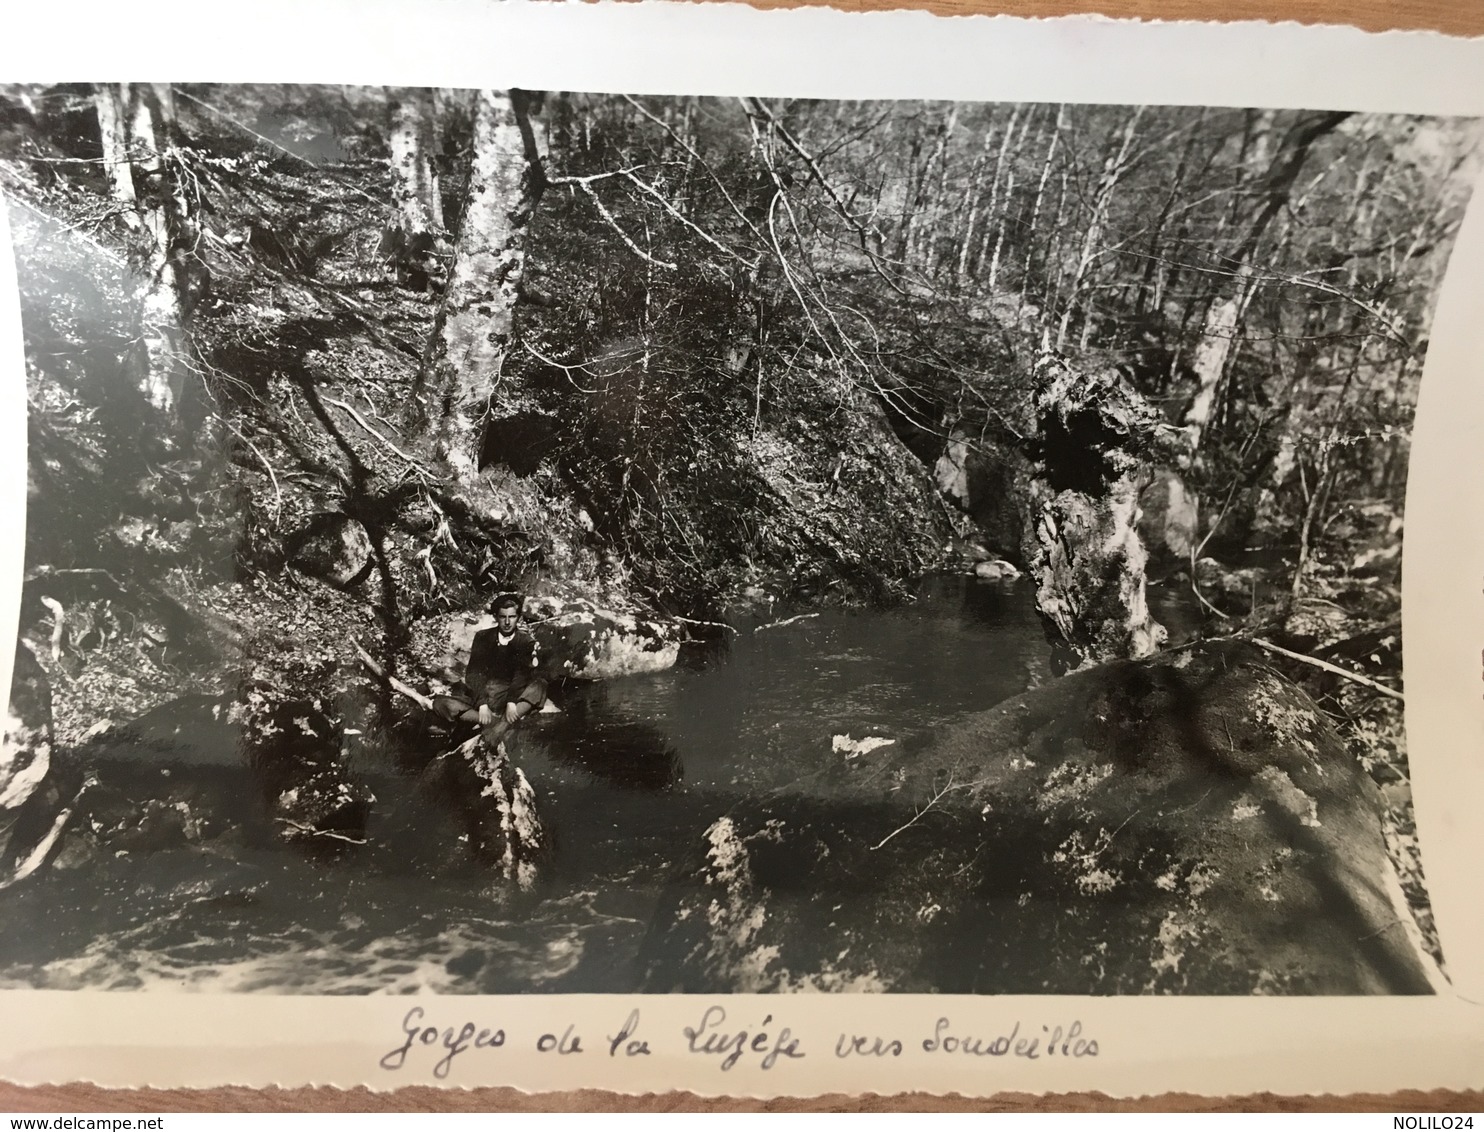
[{"left": 0, "top": 80, "right": 1478, "bottom": 999}]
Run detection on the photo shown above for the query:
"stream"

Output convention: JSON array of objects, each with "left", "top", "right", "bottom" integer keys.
[{"left": 0, "top": 576, "right": 1200, "bottom": 994}]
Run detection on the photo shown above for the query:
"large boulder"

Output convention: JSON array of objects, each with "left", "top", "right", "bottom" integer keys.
[
  {"left": 415, "top": 736, "right": 545, "bottom": 888},
  {"left": 287, "top": 512, "right": 373, "bottom": 587},
  {"left": 239, "top": 694, "right": 373, "bottom": 846},
  {"left": 523, "top": 595, "right": 680, "bottom": 681},
  {"left": 896, "top": 641, "right": 1440, "bottom": 993},
  {"left": 425, "top": 597, "right": 681, "bottom": 686},
  {"left": 639, "top": 643, "right": 1441, "bottom": 995},
  {"left": 1025, "top": 354, "right": 1167, "bottom": 672}
]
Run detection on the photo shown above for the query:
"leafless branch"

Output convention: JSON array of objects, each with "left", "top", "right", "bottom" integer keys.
[
  {"left": 675, "top": 615, "right": 738, "bottom": 635},
  {"left": 275, "top": 818, "right": 368, "bottom": 845},
  {"left": 754, "top": 612, "right": 820, "bottom": 633},
  {"left": 320, "top": 396, "right": 430, "bottom": 478},
  {"left": 871, "top": 773, "right": 967, "bottom": 851},
  {"left": 743, "top": 98, "right": 907, "bottom": 295},
  {"left": 522, "top": 341, "right": 600, "bottom": 394},
  {"left": 222, "top": 418, "right": 283, "bottom": 523},
  {"left": 619, "top": 94, "right": 766, "bottom": 245},
  {"left": 351, "top": 638, "right": 435, "bottom": 712},
  {"left": 622, "top": 170, "right": 753, "bottom": 265},
  {"left": 1250, "top": 637, "right": 1403, "bottom": 701},
  {"left": 575, "top": 181, "right": 677, "bottom": 270}
]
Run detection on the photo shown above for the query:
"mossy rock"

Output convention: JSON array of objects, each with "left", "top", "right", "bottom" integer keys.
[
  {"left": 287, "top": 512, "right": 373, "bottom": 587},
  {"left": 640, "top": 643, "right": 1441, "bottom": 995}
]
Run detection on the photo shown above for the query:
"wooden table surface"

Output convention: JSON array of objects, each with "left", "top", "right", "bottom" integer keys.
[{"left": 4, "top": 0, "right": 1484, "bottom": 1113}]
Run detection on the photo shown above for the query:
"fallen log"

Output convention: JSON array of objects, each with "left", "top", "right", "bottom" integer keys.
[{"left": 351, "top": 638, "right": 435, "bottom": 711}]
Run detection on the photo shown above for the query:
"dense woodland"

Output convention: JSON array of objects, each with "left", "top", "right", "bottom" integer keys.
[{"left": 0, "top": 84, "right": 1478, "bottom": 991}]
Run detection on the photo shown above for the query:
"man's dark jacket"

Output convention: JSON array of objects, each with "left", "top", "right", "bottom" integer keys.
[{"left": 464, "top": 627, "right": 544, "bottom": 708}]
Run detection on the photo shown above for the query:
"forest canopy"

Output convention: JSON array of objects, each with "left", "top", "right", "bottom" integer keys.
[{"left": 5, "top": 88, "right": 1476, "bottom": 610}]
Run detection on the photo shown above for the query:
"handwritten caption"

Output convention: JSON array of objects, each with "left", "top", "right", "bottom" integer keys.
[{"left": 379, "top": 1005, "right": 1099, "bottom": 1080}]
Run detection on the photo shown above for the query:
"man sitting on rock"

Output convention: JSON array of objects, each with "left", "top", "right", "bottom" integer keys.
[{"left": 433, "top": 594, "right": 548, "bottom": 749}]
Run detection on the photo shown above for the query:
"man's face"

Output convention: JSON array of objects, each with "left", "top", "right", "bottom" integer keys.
[{"left": 495, "top": 606, "right": 519, "bottom": 633}]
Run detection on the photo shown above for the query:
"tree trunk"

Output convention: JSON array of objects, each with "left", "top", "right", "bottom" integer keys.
[
  {"left": 1180, "top": 111, "right": 1351, "bottom": 456},
  {"left": 417, "top": 89, "right": 546, "bottom": 482},
  {"left": 891, "top": 113, "right": 928, "bottom": 265},
  {"left": 1134, "top": 109, "right": 1203, "bottom": 317},
  {"left": 384, "top": 89, "right": 444, "bottom": 288},
  {"left": 93, "top": 84, "right": 137, "bottom": 213},
  {"left": 388, "top": 89, "right": 444, "bottom": 232},
  {"left": 1016, "top": 106, "right": 1064, "bottom": 317},
  {"left": 1041, "top": 169, "right": 1068, "bottom": 337},
  {"left": 1181, "top": 292, "right": 1241, "bottom": 450},
  {"left": 1056, "top": 105, "right": 1145, "bottom": 351},
  {"left": 918, "top": 103, "right": 957, "bottom": 271},
  {"left": 121, "top": 83, "right": 204, "bottom": 418},
  {"left": 953, "top": 119, "right": 998, "bottom": 285},
  {"left": 972, "top": 104, "right": 1023, "bottom": 283},
  {"left": 986, "top": 164, "right": 1016, "bottom": 290}
]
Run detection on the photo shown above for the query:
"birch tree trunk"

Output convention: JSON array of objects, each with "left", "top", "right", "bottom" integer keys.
[
  {"left": 418, "top": 89, "right": 546, "bottom": 482},
  {"left": 1017, "top": 107, "right": 1064, "bottom": 318},
  {"left": 981, "top": 105, "right": 1032, "bottom": 289},
  {"left": 93, "top": 84, "right": 137, "bottom": 214},
  {"left": 1180, "top": 111, "right": 1350, "bottom": 456},
  {"left": 388, "top": 89, "right": 444, "bottom": 235},
  {"left": 953, "top": 121, "right": 997, "bottom": 286},
  {"left": 1180, "top": 291, "right": 1242, "bottom": 452},
  {"left": 1055, "top": 105, "right": 1145, "bottom": 351},
  {"left": 918, "top": 104, "right": 957, "bottom": 271},
  {"left": 969, "top": 104, "right": 1022, "bottom": 283},
  {"left": 384, "top": 89, "right": 444, "bottom": 288},
  {"left": 119, "top": 83, "right": 204, "bottom": 418},
  {"left": 1134, "top": 110, "right": 1203, "bottom": 317},
  {"left": 1041, "top": 169, "right": 1068, "bottom": 337},
  {"left": 891, "top": 120, "right": 926, "bottom": 264},
  {"left": 986, "top": 164, "right": 1016, "bottom": 290}
]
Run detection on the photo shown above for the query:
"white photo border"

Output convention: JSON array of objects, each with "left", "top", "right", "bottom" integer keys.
[{"left": 0, "top": 0, "right": 1482, "bottom": 1098}]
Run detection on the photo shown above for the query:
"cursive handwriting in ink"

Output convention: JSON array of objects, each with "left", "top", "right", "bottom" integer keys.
[
  {"left": 683, "top": 1005, "right": 805, "bottom": 1071},
  {"left": 834, "top": 1033, "right": 903, "bottom": 1058},
  {"left": 379, "top": 1007, "right": 506, "bottom": 1078},
  {"left": 607, "top": 1008, "right": 651, "bottom": 1057},
  {"left": 922, "top": 1016, "right": 1025, "bottom": 1057},
  {"left": 537, "top": 1024, "right": 584, "bottom": 1054},
  {"left": 922, "top": 1017, "right": 1098, "bottom": 1059},
  {"left": 1044, "top": 1021, "right": 1099, "bottom": 1057}
]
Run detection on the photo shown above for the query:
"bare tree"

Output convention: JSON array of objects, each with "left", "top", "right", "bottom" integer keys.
[
  {"left": 92, "top": 84, "right": 136, "bottom": 213},
  {"left": 1180, "top": 111, "right": 1351, "bottom": 455},
  {"left": 416, "top": 89, "right": 547, "bottom": 481},
  {"left": 92, "top": 82, "right": 205, "bottom": 417}
]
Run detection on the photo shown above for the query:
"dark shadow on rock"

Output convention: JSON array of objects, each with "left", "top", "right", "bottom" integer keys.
[{"left": 479, "top": 411, "right": 561, "bottom": 477}]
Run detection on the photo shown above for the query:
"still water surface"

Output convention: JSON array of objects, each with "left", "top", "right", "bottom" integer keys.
[{"left": 0, "top": 577, "right": 1197, "bottom": 993}]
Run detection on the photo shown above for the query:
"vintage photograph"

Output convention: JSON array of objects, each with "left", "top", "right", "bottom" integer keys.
[{"left": 0, "top": 84, "right": 1477, "bottom": 996}]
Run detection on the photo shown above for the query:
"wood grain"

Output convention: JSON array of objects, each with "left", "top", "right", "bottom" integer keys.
[{"left": 4, "top": 0, "right": 1483, "bottom": 1113}]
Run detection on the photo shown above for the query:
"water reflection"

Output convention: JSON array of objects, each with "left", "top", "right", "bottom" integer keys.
[
  {"left": 0, "top": 575, "right": 1203, "bottom": 993},
  {"left": 523, "top": 681, "right": 684, "bottom": 791}
]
